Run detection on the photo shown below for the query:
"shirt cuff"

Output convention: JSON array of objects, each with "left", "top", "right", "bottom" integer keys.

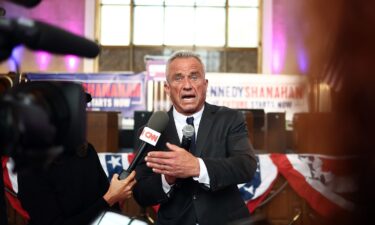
[
  {"left": 193, "top": 158, "right": 210, "bottom": 187},
  {"left": 161, "top": 174, "right": 173, "bottom": 195}
]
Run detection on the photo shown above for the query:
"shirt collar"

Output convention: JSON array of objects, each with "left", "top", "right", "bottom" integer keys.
[{"left": 173, "top": 105, "right": 204, "bottom": 126}]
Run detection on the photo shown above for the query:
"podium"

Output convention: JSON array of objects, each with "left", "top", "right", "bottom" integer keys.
[{"left": 86, "top": 111, "right": 119, "bottom": 152}]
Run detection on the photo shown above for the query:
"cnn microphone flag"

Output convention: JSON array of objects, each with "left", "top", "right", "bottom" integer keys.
[{"left": 139, "top": 127, "right": 161, "bottom": 146}]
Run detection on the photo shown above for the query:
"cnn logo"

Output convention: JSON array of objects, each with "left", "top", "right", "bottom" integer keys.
[{"left": 140, "top": 127, "right": 161, "bottom": 146}]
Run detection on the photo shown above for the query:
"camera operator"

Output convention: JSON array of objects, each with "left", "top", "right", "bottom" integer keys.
[{"left": 16, "top": 94, "right": 137, "bottom": 225}]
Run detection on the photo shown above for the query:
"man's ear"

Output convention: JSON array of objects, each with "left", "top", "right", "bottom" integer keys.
[{"left": 164, "top": 81, "right": 170, "bottom": 96}]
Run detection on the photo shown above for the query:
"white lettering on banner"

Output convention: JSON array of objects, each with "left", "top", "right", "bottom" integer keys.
[
  {"left": 88, "top": 98, "right": 113, "bottom": 108},
  {"left": 140, "top": 127, "right": 161, "bottom": 146},
  {"left": 113, "top": 98, "right": 131, "bottom": 107},
  {"left": 88, "top": 98, "right": 131, "bottom": 108}
]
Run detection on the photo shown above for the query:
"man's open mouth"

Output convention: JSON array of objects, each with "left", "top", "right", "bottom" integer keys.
[{"left": 182, "top": 94, "right": 195, "bottom": 100}]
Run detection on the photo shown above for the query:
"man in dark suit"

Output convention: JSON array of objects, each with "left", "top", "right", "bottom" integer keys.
[{"left": 133, "top": 50, "right": 257, "bottom": 225}]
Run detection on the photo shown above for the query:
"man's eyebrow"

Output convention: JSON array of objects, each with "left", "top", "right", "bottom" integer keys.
[{"left": 190, "top": 71, "right": 202, "bottom": 76}]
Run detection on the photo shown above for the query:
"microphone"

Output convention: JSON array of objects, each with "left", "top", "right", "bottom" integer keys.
[
  {"left": 181, "top": 124, "right": 194, "bottom": 150},
  {"left": 5, "top": 0, "right": 42, "bottom": 8},
  {"left": 0, "top": 17, "right": 100, "bottom": 59},
  {"left": 119, "top": 111, "right": 169, "bottom": 180}
]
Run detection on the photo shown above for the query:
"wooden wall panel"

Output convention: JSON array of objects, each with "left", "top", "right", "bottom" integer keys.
[{"left": 86, "top": 111, "right": 119, "bottom": 152}]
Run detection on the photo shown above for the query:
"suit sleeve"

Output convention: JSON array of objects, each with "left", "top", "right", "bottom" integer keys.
[
  {"left": 133, "top": 152, "right": 170, "bottom": 207},
  {"left": 203, "top": 110, "right": 257, "bottom": 192}
]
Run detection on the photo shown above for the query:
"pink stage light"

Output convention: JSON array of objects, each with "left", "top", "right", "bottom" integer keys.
[
  {"left": 272, "top": 30, "right": 286, "bottom": 74},
  {"left": 65, "top": 55, "right": 79, "bottom": 71},
  {"left": 36, "top": 51, "right": 51, "bottom": 71}
]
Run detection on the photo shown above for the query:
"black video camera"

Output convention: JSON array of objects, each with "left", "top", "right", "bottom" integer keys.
[{"left": 0, "top": 81, "right": 87, "bottom": 171}]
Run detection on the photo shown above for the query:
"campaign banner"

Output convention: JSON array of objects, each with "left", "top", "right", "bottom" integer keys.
[
  {"left": 26, "top": 73, "right": 147, "bottom": 123},
  {"left": 206, "top": 73, "right": 308, "bottom": 121},
  {"left": 145, "top": 71, "right": 309, "bottom": 120}
]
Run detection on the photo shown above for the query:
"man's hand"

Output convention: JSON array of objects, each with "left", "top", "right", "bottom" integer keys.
[{"left": 145, "top": 142, "right": 200, "bottom": 179}]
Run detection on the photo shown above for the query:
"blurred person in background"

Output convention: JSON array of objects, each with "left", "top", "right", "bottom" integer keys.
[{"left": 293, "top": 1, "right": 375, "bottom": 224}]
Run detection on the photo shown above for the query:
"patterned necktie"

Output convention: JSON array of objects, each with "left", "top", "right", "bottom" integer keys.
[{"left": 186, "top": 116, "right": 196, "bottom": 153}]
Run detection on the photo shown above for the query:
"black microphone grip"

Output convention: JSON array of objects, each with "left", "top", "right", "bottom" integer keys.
[
  {"left": 119, "top": 142, "right": 147, "bottom": 180},
  {"left": 181, "top": 136, "right": 192, "bottom": 150},
  {"left": 118, "top": 111, "right": 169, "bottom": 180}
]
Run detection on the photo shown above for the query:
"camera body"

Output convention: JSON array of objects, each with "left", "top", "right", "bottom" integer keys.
[{"left": 0, "top": 81, "right": 87, "bottom": 170}]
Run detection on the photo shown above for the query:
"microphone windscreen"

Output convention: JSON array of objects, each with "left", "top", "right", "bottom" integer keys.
[
  {"left": 182, "top": 124, "right": 194, "bottom": 138},
  {"left": 146, "top": 111, "right": 169, "bottom": 133},
  {"left": 23, "top": 19, "right": 100, "bottom": 58},
  {"left": 6, "top": 0, "right": 41, "bottom": 8}
]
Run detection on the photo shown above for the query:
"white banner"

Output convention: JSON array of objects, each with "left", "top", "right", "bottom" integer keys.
[{"left": 206, "top": 73, "right": 308, "bottom": 121}]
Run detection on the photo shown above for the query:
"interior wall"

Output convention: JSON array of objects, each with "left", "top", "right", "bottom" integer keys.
[
  {"left": 0, "top": 0, "right": 87, "bottom": 74},
  {"left": 98, "top": 47, "right": 258, "bottom": 74}
]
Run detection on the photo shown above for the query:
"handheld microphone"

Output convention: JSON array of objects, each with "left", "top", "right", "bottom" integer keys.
[
  {"left": 0, "top": 17, "right": 100, "bottom": 59},
  {"left": 119, "top": 111, "right": 169, "bottom": 180},
  {"left": 181, "top": 124, "right": 194, "bottom": 150}
]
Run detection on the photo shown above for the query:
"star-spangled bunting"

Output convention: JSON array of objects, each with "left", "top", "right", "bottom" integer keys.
[{"left": 2, "top": 153, "right": 356, "bottom": 221}]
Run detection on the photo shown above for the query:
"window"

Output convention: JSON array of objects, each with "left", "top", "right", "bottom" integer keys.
[{"left": 99, "top": 0, "right": 259, "bottom": 48}]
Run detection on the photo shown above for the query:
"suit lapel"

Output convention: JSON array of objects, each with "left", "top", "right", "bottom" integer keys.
[
  {"left": 164, "top": 109, "right": 180, "bottom": 147},
  {"left": 195, "top": 103, "right": 217, "bottom": 156}
]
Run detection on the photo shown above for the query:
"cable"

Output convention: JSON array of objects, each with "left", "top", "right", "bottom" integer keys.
[
  {"left": 127, "top": 217, "right": 135, "bottom": 225},
  {"left": 94, "top": 211, "right": 106, "bottom": 225},
  {"left": 256, "top": 181, "right": 289, "bottom": 208},
  {"left": 287, "top": 210, "right": 302, "bottom": 225}
]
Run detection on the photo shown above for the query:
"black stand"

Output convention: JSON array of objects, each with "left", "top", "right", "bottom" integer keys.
[{"left": 0, "top": 162, "right": 8, "bottom": 225}]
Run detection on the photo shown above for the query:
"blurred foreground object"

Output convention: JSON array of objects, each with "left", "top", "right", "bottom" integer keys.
[
  {"left": 0, "top": 81, "right": 86, "bottom": 171},
  {"left": 91, "top": 211, "right": 149, "bottom": 225},
  {"left": 291, "top": 0, "right": 375, "bottom": 224},
  {"left": 4, "top": 0, "right": 41, "bottom": 8},
  {"left": 0, "top": 17, "right": 100, "bottom": 62}
]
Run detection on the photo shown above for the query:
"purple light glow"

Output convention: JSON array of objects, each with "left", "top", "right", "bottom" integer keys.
[
  {"left": 65, "top": 55, "right": 79, "bottom": 71},
  {"left": 36, "top": 51, "right": 51, "bottom": 71},
  {"left": 8, "top": 46, "right": 23, "bottom": 71},
  {"left": 297, "top": 47, "right": 308, "bottom": 74}
]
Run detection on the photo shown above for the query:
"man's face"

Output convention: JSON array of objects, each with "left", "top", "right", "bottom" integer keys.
[{"left": 164, "top": 57, "right": 208, "bottom": 116}]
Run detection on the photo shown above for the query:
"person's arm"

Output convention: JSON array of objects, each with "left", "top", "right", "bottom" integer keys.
[
  {"left": 142, "top": 110, "right": 257, "bottom": 192},
  {"left": 192, "top": 158, "right": 210, "bottom": 187},
  {"left": 17, "top": 145, "right": 136, "bottom": 225},
  {"left": 17, "top": 171, "right": 110, "bottom": 225},
  {"left": 133, "top": 153, "right": 170, "bottom": 207},
  {"left": 202, "top": 110, "right": 257, "bottom": 192}
]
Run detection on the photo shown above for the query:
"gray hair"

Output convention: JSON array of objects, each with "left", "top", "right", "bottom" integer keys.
[{"left": 165, "top": 50, "right": 205, "bottom": 80}]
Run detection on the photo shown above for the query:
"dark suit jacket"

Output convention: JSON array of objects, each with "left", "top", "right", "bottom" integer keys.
[{"left": 133, "top": 103, "right": 257, "bottom": 225}]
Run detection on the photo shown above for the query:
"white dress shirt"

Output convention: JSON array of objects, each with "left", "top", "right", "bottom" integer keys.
[{"left": 161, "top": 106, "right": 210, "bottom": 194}]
